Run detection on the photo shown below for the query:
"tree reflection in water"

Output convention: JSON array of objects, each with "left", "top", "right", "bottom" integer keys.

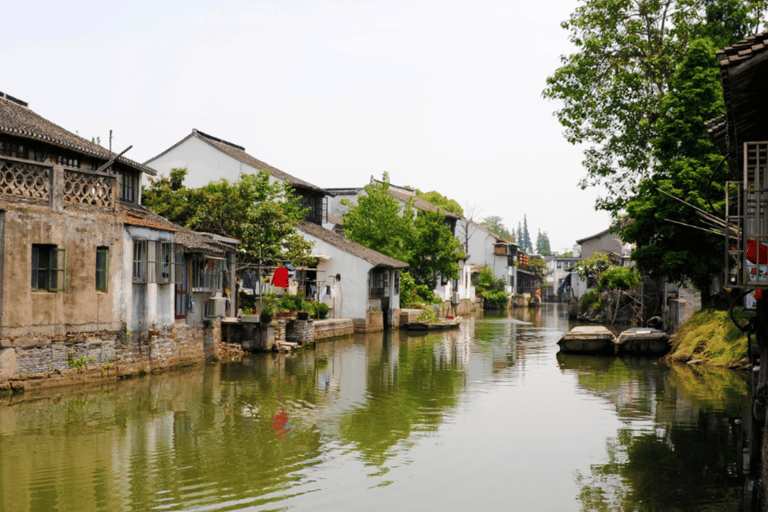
[{"left": 566, "top": 359, "right": 750, "bottom": 511}]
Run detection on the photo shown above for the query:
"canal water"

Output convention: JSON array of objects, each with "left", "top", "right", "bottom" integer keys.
[{"left": 0, "top": 305, "right": 752, "bottom": 511}]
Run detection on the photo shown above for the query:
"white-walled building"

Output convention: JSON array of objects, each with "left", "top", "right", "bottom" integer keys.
[
  {"left": 298, "top": 221, "right": 407, "bottom": 332},
  {"left": 146, "top": 129, "right": 329, "bottom": 226}
]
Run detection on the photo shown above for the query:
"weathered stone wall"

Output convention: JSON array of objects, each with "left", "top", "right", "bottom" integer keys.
[
  {"left": 0, "top": 200, "right": 125, "bottom": 337},
  {"left": 0, "top": 320, "right": 222, "bottom": 393},
  {"left": 313, "top": 319, "right": 354, "bottom": 340},
  {"left": 286, "top": 318, "right": 315, "bottom": 344},
  {"left": 400, "top": 309, "right": 421, "bottom": 324}
]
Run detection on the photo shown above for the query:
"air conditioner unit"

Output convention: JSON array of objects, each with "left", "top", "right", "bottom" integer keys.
[{"left": 205, "top": 297, "right": 227, "bottom": 318}]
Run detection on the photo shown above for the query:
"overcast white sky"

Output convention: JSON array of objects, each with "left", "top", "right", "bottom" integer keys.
[{"left": 3, "top": 0, "right": 611, "bottom": 253}]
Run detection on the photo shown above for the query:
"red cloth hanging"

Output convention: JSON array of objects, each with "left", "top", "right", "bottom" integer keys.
[
  {"left": 747, "top": 239, "right": 768, "bottom": 264},
  {"left": 271, "top": 266, "right": 289, "bottom": 288}
]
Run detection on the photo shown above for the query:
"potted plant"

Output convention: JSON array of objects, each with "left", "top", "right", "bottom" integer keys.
[
  {"left": 298, "top": 302, "right": 312, "bottom": 320},
  {"left": 259, "top": 304, "right": 274, "bottom": 324},
  {"left": 318, "top": 302, "right": 330, "bottom": 319}
]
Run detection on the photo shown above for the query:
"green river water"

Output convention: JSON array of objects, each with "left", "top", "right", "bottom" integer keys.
[{"left": 0, "top": 305, "right": 752, "bottom": 511}]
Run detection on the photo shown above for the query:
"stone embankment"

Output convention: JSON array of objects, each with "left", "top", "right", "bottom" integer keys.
[{"left": 0, "top": 320, "right": 244, "bottom": 394}]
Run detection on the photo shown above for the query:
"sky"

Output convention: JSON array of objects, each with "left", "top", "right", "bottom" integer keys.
[{"left": 2, "top": 0, "right": 612, "bottom": 253}]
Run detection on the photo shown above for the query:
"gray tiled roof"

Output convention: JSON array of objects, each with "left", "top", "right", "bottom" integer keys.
[
  {"left": 298, "top": 221, "right": 408, "bottom": 269},
  {"left": 0, "top": 93, "right": 157, "bottom": 176},
  {"left": 121, "top": 204, "right": 237, "bottom": 257}
]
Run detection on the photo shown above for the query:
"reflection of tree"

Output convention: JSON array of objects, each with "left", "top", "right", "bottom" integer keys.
[
  {"left": 577, "top": 415, "right": 744, "bottom": 511},
  {"left": 565, "top": 359, "right": 750, "bottom": 511},
  {"left": 339, "top": 335, "right": 465, "bottom": 466}
]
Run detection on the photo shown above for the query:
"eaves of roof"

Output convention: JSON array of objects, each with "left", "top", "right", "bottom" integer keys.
[
  {"left": 120, "top": 205, "right": 237, "bottom": 257},
  {"left": 575, "top": 227, "right": 614, "bottom": 245},
  {"left": 298, "top": 221, "right": 408, "bottom": 269},
  {"left": 0, "top": 94, "right": 157, "bottom": 176},
  {"left": 715, "top": 30, "right": 768, "bottom": 173}
]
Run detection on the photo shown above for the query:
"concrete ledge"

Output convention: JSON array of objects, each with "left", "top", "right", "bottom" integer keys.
[{"left": 314, "top": 319, "right": 354, "bottom": 340}]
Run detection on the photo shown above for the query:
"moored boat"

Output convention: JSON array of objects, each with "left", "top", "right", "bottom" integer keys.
[
  {"left": 557, "top": 325, "right": 618, "bottom": 355},
  {"left": 403, "top": 318, "right": 461, "bottom": 331},
  {"left": 616, "top": 327, "right": 670, "bottom": 355}
]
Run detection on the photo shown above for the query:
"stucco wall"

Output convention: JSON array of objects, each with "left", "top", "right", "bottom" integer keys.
[
  {"left": 305, "top": 236, "right": 374, "bottom": 320},
  {"left": 0, "top": 202, "right": 124, "bottom": 337},
  {"left": 466, "top": 227, "right": 510, "bottom": 282},
  {"left": 122, "top": 227, "right": 176, "bottom": 332},
  {"left": 147, "top": 136, "right": 281, "bottom": 189},
  {"left": 579, "top": 232, "right": 623, "bottom": 261}
]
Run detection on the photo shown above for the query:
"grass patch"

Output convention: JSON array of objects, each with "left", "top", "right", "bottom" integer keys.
[{"left": 666, "top": 308, "right": 751, "bottom": 368}]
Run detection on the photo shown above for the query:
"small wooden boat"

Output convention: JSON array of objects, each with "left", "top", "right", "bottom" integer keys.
[
  {"left": 557, "top": 326, "right": 618, "bottom": 355},
  {"left": 403, "top": 318, "right": 461, "bottom": 331},
  {"left": 616, "top": 327, "right": 670, "bottom": 355}
]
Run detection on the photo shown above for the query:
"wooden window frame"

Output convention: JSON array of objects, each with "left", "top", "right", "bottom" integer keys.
[
  {"left": 96, "top": 246, "right": 109, "bottom": 292},
  {"left": 32, "top": 244, "right": 66, "bottom": 292}
]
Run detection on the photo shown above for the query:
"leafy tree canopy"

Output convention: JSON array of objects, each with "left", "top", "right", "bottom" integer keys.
[
  {"left": 536, "top": 230, "right": 552, "bottom": 255},
  {"left": 621, "top": 39, "right": 727, "bottom": 293},
  {"left": 481, "top": 216, "right": 512, "bottom": 240},
  {"left": 543, "top": 0, "right": 764, "bottom": 215},
  {"left": 341, "top": 173, "right": 414, "bottom": 263},
  {"left": 343, "top": 174, "right": 461, "bottom": 288},
  {"left": 142, "top": 168, "right": 313, "bottom": 265}
]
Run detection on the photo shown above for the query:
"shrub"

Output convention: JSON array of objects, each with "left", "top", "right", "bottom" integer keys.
[
  {"left": 579, "top": 289, "right": 601, "bottom": 309},
  {"left": 400, "top": 271, "right": 435, "bottom": 307}
]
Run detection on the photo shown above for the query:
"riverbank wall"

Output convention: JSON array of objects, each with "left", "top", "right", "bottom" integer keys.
[{"left": 0, "top": 320, "right": 243, "bottom": 394}]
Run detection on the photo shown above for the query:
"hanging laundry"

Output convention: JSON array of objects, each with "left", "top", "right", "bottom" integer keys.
[{"left": 271, "top": 266, "right": 290, "bottom": 288}]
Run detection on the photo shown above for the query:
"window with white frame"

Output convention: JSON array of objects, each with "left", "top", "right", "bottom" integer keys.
[
  {"left": 32, "top": 244, "right": 66, "bottom": 291},
  {"left": 133, "top": 239, "right": 150, "bottom": 283},
  {"left": 157, "top": 241, "right": 173, "bottom": 284},
  {"left": 191, "top": 255, "right": 224, "bottom": 292},
  {"left": 133, "top": 240, "right": 175, "bottom": 284}
]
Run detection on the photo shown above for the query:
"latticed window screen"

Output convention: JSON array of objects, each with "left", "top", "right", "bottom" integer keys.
[
  {"left": 31, "top": 244, "right": 66, "bottom": 291},
  {"left": 96, "top": 247, "right": 109, "bottom": 292}
]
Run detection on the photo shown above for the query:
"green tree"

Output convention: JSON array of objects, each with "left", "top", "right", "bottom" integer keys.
[
  {"left": 543, "top": 0, "right": 763, "bottom": 215},
  {"left": 414, "top": 190, "right": 464, "bottom": 216},
  {"left": 520, "top": 215, "right": 532, "bottom": 253},
  {"left": 480, "top": 216, "right": 512, "bottom": 240},
  {"left": 538, "top": 231, "right": 552, "bottom": 255},
  {"left": 143, "top": 169, "right": 313, "bottom": 265},
  {"left": 475, "top": 267, "right": 509, "bottom": 309},
  {"left": 341, "top": 174, "right": 415, "bottom": 263},
  {"left": 622, "top": 39, "right": 727, "bottom": 295},
  {"left": 343, "top": 174, "right": 460, "bottom": 288},
  {"left": 409, "top": 210, "right": 462, "bottom": 289}
]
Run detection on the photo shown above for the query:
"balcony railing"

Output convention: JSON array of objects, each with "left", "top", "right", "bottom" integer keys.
[
  {"left": 0, "top": 156, "right": 116, "bottom": 210},
  {"left": 0, "top": 156, "right": 51, "bottom": 201}
]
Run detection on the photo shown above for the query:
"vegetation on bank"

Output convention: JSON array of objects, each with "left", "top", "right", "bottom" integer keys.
[{"left": 666, "top": 308, "right": 752, "bottom": 368}]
